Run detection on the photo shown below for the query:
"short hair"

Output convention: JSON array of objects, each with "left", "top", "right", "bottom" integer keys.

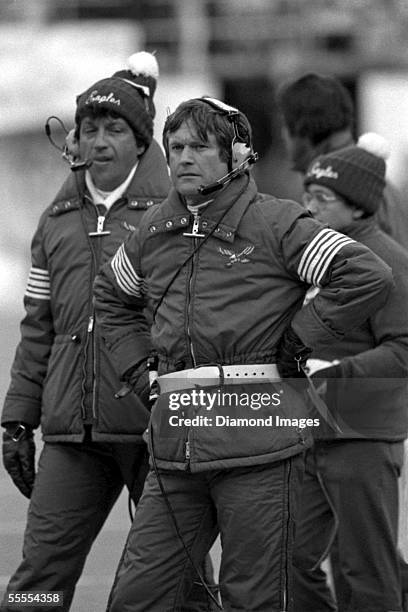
[
  {"left": 162, "top": 98, "right": 252, "bottom": 167},
  {"left": 277, "top": 73, "right": 355, "bottom": 146}
]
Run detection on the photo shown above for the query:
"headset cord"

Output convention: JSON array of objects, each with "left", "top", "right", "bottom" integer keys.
[
  {"left": 152, "top": 175, "right": 253, "bottom": 323},
  {"left": 149, "top": 425, "right": 222, "bottom": 610}
]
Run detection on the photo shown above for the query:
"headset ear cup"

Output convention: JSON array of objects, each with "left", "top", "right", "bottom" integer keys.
[
  {"left": 65, "top": 129, "right": 80, "bottom": 160},
  {"left": 232, "top": 142, "right": 252, "bottom": 169}
]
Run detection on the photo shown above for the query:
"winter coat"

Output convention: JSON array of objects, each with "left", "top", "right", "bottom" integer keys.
[
  {"left": 94, "top": 173, "right": 393, "bottom": 470},
  {"left": 2, "top": 140, "right": 170, "bottom": 443},
  {"left": 311, "top": 218, "right": 408, "bottom": 440}
]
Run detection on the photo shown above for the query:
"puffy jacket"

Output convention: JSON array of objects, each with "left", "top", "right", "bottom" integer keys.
[
  {"left": 310, "top": 218, "right": 408, "bottom": 441},
  {"left": 2, "top": 140, "right": 170, "bottom": 442},
  {"left": 94, "top": 173, "right": 394, "bottom": 470}
]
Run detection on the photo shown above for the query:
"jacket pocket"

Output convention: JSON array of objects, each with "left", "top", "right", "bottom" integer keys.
[{"left": 41, "top": 334, "right": 83, "bottom": 434}]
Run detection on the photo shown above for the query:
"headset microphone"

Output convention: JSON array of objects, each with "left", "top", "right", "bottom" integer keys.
[
  {"left": 198, "top": 151, "right": 258, "bottom": 196},
  {"left": 45, "top": 116, "right": 92, "bottom": 171}
]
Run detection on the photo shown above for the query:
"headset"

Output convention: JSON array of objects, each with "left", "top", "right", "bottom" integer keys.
[
  {"left": 45, "top": 115, "right": 92, "bottom": 171},
  {"left": 195, "top": 96, "right": 258, "bottom": 195}
]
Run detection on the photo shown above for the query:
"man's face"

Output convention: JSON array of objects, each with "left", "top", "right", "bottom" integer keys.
[
  {"left": 79, "top": 115, "right": 145, "bottom": 190},
  {"left": 304, "top": 184, "right": 358, "bottom": 231},
  {"left": 167, "top": 121, "right": 229, "bottom": 205}
]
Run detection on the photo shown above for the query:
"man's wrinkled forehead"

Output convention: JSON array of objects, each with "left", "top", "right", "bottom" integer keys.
[{"left": 168, "top": 120, "right": 211, "bottom": 144}]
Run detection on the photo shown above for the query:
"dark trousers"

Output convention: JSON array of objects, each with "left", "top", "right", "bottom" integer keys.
[
  {"left": 293, "top": 440, "right": 404, "bottom": 612},
  {"left": 0, "top": 440, "right": 214, "bottom": 612},
  {"left": 108, "top": 455, "right": 304, "bottom": 612}
]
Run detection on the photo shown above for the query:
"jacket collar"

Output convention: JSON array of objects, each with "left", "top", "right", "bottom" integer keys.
[
  {"left": 50, "top": 139, "right": 170, "bottom": 210},
  {"left": 147, "top": 173, "right": 257, "bottom": 243}
]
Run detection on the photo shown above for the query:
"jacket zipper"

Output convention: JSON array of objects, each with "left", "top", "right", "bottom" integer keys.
[
  {"left": 184, "top": 210, "right": 204, "bottom": 466},
  {"left": 186, "top": 211, "right": 201, "bottom": 367},
  {"left": 89, "top": 314, "right": 97, "bottom": 419},
  {"left": 79, "top": 313, "right": 94, "bottom": 420},
  {"left": 81, "top": 201, "right": 111, "bottom": 422},
  {"left": 281, "top": 459, "right": 292, "bottom": 611}
]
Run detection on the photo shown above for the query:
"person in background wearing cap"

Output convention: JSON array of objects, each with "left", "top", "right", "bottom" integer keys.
[
  {"left": 92, "top": 96, "right": 394, "bottom": 611},
  {"left": 277, "top": 73, "right": 408, "bottom": 248},
  {"left": 0, "top": 52, "right": 173, "bottom": 611},
  {"left": 292, "top": 134, "right": 408, "bottom": 612}
]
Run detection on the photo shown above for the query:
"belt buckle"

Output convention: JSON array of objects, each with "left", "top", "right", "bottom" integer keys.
[{"left": 190, "top": 364, "right": 224, "bottom": 386}]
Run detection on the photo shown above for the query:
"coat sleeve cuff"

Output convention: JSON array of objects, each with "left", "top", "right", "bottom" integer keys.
[{"left": 110, "top": 333, "right": 152, "bottom": 379}]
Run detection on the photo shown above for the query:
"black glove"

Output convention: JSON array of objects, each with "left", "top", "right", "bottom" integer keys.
[
  {"left": 2, "top": 422, "right": 36, "bottom": 499},
  {"left": 115, "top": 360, "right": 151, "bottom": 408},
  {"left": 277, "top": 326, "right": 312, "bottom": 379}
]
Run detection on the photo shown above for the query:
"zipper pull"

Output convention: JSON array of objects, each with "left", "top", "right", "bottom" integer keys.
[
  {"left": 87, "top": 315, "right": 94, "bottom": 333},
  {"left": 183, "top": 212, "right": 205, "bottom": 238},
  {"left": 185, "top": 440, "right": 190, "bottom": 460},
  {"left": 88, "top": 214, "right": 111, "bottom": 237},
  {"left": 192, "top": 214, "right": 200, "bottom": 235},
  {"left": 97, "top": 216, "right": 105, "bottom": 234}
]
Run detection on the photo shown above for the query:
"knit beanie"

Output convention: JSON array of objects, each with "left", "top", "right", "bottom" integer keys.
[
  {"left": 75, "top": 52, "right": 159, "bottom": 148},
  {"left": 304, "top": 133, "right": 390, "bottom": 214}
]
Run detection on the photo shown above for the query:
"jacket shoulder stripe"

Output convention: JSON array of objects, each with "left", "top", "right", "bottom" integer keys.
[
  {"left": 30, "top": 267, "right": 50, "bottom": 278},
  {"left": 312, "top": 236, "right": 354, "bottom": 286},
  {"left": 25, "top": 290, "right": 50, "bottom": 301},
  {"left": 304, "top": 232, "right": 351, "bottom": 283},
  {"left": 298, "top": 229, "right": 354, "bottom": 285},
  {"left": 297, "top": 228, "right": 332, "bottom": 277},
  {"left": 25, "top": 266, "right": 51, "bottom": 299},
  {"left": 111, "top": 244, "right": 144, "bottom": 297}
]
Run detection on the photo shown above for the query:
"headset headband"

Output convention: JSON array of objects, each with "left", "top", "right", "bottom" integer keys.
[
  {"left": 196, "top": 96, "right": 246, "bottom": 144},
  {"left": 198, "top": 96, "right": 240, "bottom": 117}
]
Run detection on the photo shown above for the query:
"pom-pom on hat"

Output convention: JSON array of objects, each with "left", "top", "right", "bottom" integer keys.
[
  {"left": 304, "top": 133, "right": 389, "bottom": 214},
  {"left": 75, "top": 51, "right": 159, "bottom": 148}
]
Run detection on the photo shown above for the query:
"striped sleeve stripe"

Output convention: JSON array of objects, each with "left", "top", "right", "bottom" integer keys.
[
  {"left": 298, "top": 229, "right": 355, "bottom": 286},
  {"left": 111, "top": 244, "right": 144, "bottom": 297},
  {"left": 25, "top": 267, "right": 50, "bottom": 300},
  {"left": 311, "top": 235, "right": 354, "bottom": 286}
]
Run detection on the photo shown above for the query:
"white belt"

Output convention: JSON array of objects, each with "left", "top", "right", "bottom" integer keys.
[{"left": 158, "top": 364, "right": 280, "bottom": 394}]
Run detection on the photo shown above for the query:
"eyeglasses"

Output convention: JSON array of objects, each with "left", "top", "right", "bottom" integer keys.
[{"left": 303, "top": 190, "right": 339, "bottom": 207}]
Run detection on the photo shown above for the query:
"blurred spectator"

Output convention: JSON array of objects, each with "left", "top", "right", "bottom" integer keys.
[
  {"left": 294, "top": 134, "right": 408, "bottom": 611},
  {"left": 277, "top": 72, "right": 408, "bottom": 247}
]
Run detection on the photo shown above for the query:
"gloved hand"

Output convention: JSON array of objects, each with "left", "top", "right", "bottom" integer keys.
[
  {"left": 2, "top": 422, "right": 35, "bottom": 498},
  {"left": 115, "top": 360, "right": 151, "bottom": 408},
  {"left": 277, "top": 326, "right": 312, "bottom": 380},
  {"left": 311, "top": 362, "right": 341, "bottom": 380}
]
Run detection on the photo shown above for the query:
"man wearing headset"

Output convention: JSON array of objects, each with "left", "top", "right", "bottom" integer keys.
[
  {"left": 0, "top": 52, "right": 222, "bottom": 612},
  {"left": 94, "top": 97, "right": 394, "bottom": 611}
]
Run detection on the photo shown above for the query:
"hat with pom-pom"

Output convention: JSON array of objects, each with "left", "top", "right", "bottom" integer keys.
[
  {"left": 75, "top": 51, "right": 159, "bottom": 147},
  {"left": 304, "top": 132, "right": 390, "bottom": 214}
]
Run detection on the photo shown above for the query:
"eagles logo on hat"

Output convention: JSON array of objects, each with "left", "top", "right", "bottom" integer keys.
[
  {"left": 75, "top": 51, "right": 159, "bottom": 148},
  {"left": 304, "top": 133, "right": 390, "bottom": 214}
]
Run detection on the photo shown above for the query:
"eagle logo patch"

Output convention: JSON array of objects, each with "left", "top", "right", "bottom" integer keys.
[{"left": 218, "top": 245, "right": 255, "bottom": 267}]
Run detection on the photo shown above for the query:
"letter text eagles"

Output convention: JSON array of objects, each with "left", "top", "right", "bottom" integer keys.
[{"left": 85, "top": 90, "right": 121, "bottom": 106}]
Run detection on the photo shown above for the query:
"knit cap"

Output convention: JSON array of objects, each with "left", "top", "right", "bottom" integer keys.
[
  {"left": 75, "top": 52, "right": 159, "bottom": 147},
  {"left": 304, "top": 133, "right": 390, "bottom": 213}
]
